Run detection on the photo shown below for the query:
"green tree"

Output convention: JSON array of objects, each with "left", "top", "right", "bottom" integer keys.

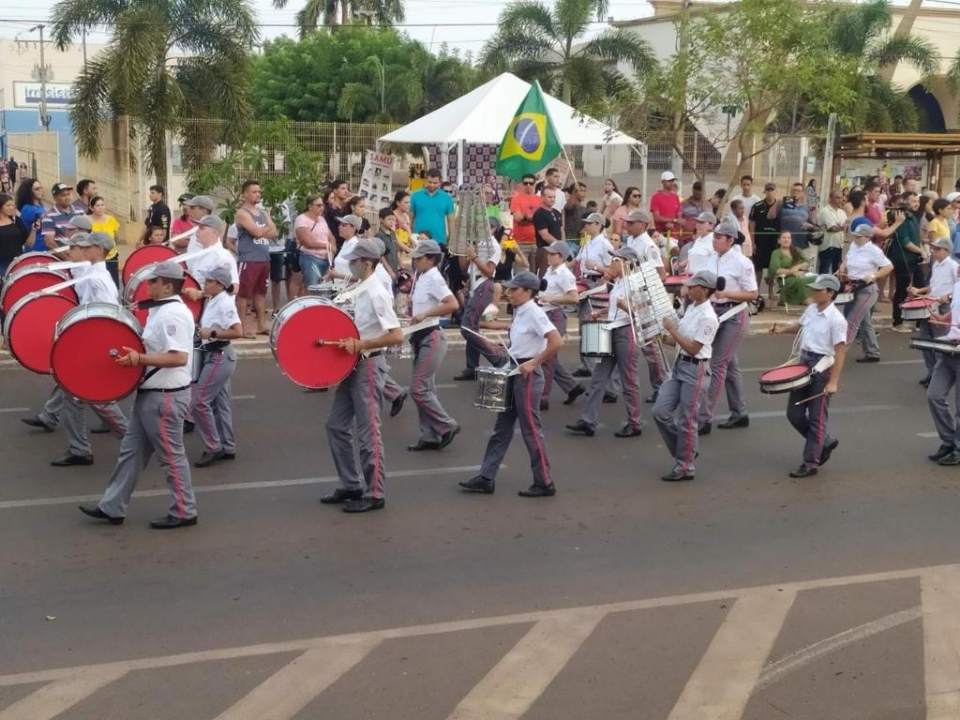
[
  {"left": 270, "top": 0, "right": 404, "bottom": 38},
  {"left": 51, "top": 0, "right": 258, "bottom": 182},
  {"left": 479, "top": 0, "right": 656, "bottom": 112}
]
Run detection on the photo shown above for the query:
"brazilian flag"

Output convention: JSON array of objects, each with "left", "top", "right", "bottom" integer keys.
[{"left": 495, "top": 81, "right": 562, "bottom": 181}]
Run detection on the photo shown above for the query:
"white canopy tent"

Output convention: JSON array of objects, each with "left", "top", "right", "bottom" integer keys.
[{"left": 378, "top": 73, "right": 645, "bottom": 192}]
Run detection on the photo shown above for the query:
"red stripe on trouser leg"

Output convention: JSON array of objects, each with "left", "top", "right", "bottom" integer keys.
[
  {"left": 679, "top": 362, "right": 707, "bottom": 474},
  {"left": 159, "top": 392, "right": 186, "bottom": 519},
  {"left": 707, "top": 310, "right": 746, "bottom": 416},
  {"left": 413, "top": 332, "right": 445, "bottom": 433},
  {"left": 813, "top": 389, "right": 827, "bottom": 466},
  {"left": 523, "top": 373, "right": 551, "bottom": 486},
  {"left": 366, "top": 359, "right": 385, "bottom": 498},
  {"left": 624, "top": 330, "right": 640, "bottom": 427},
  {"left": 195, "top": 352, "right": 224, "bottom": 451}
]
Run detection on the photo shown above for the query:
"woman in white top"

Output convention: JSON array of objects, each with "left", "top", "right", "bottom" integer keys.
[
  {"left": 654, "top": 270, "right": 721, "bottom": 482},
  {"left": 459, "top": 271, "right": 562, "bottom": 498},
  {"left": 699, "top": 222, "right": 758, "bottom": 433},
  {"left": 838, "top": 223, "right": 893, "bottom": 363},
  {"left": 538, "top": 241, "right": 585, "bottom": 409},
  {"left": 575, "top": 212, "right": 614, "bottom": 376},
  {"left": 192, "top": 265, "right": 243, "bottom": 468},
  {"left": 600, "top": 179, "right": 623, "bottom": 222},
  {"left": 407, "top": 239, "right": 460, "bottom": 452},
  {"left": 294, "top": 194, "right": 334, "bottom": 288}
]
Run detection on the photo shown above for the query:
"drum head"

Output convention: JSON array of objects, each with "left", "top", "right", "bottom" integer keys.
[
  {"left": 52, "top": 309, "right": 146, "bottom": 403},
  {"left": 0, "top": 267, "right": 74, "bottom": 316},
  {"left": 122, "top": 245, "right": 177, "bottom": 285},
  {"left": 665, "top": 274, "right": 690, "bottom": 286},
  {"left": 760, "top": 364, "right": 810, "bottom": 382},
  {"left": 6, "top": 252, "right": 57, "bottom": 278},
  {"left": 4, "top": 293, "right": 78, "bottom": 374},
  {"left": 272, "top": 300, "right": 359, "bottom": 389},
  {"left": 901, "top": 298, "right": 936, "bottom": 309}
]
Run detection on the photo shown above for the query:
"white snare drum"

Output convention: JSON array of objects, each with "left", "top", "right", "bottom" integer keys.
[
  {"left": 387, "top": 319, "right": 414, "bottom": 360},
  {"left": 910, "top": 338, "right": 960, "bottom": 355},
  {"left": 901, "top": 298, "right": 937, "bottom": 321},
  {"left": 474, "top": 366, "right": 515, "bottom": 411},
  {"left": 834, "top": 292, "right": 854, "bottom": 305},
  {"left": 51, "top": 303, "right": 146, "bottom": 403},
  {"left": 308, "top": 282, "right": 338, "bottom": 300},
  {"left": 580, "top": 321, "right": 613, "bottom": 357}
]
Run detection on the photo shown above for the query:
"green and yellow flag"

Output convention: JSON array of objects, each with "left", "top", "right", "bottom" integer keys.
[{"left": 495, "top": 81, "right": 562, "bottom": 181}]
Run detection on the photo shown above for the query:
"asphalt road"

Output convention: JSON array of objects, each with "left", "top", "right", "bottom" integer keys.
[{"left": 1, "top": 329, "right": 959, "bottom": 719}]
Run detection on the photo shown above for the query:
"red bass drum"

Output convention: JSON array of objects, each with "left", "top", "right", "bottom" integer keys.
[
  {"left": 122, "top": 245, "right": 178, "bottom": 286},
  {"left": 124, "top": 265, "right": 203, "bottom": 326},
  {"left": 3, "top": 292, "right": 79, "bottom": 374},
  {"left": 0, "top": 266, "right": 77, "bottom": 316},
  {"left": 5, "top": 251, "right": 58, "bottom": 278},
  {"left": 270, "top": 297, "right": 360, "bottom": 389}
]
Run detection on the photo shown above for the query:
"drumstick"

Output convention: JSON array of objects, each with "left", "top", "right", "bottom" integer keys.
[
  {"left": 794, "top": 391, "right": 828, "bottom": 406},
  {"left": 165, "top": 227, "right": 196, "bottom": 247},
  {"left": 48, "top": 260, "right": 91, "bottom": 271},
  {"left": 51, "top": 246, "right": 71, "bottom": 255}
]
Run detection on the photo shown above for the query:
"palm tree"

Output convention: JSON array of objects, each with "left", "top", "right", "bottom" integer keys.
[
  {"left": 51, "top": 0, "right": 258, "bottom": 181},
  {"left": 479, "top": 0, "right": 655, "bottom": 110},
  {"left": 272, "top": 0, "right": 404, "bottom": 37}
]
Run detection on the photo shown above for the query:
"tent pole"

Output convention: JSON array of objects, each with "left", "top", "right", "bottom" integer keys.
[
  {"left": 637, "top": 144, "right": 648, "bottom": 214},
  {"left": 561, "top": 145, "right": 578, "bottom": 186},
  {"left": 457, "top": 139, "right": 465, "bottom": 187},
  {"left": 441, "top": 142, "right": 449, "bottom": 181}
]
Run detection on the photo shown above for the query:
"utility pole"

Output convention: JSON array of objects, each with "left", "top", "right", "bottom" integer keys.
[{"left": 29, "top": 24, "right": 51, "bottom": 131}]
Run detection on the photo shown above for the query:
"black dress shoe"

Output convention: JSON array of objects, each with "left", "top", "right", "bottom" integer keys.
[
  {"left": 920, "top": 376, "right": 932, "bottom": 387},
  {"left": 572, "top": 368, "right": 592, "bottom": 378},
  {"left": 343, "top": 497, "right": 386, "bottom": 513},
  {"left": 437, "top": 424, "right": 461, "bottom": 450},
  {"left": 645, "top": 391, "right": 659, "bottom": 404},
  {"left": 183, "top": 420, "right": 195, "bottom": 433},
  {"left": 51, "top": 453, "right": 94, "bottom": 467},
  {"left": 717, "top": 415, "right": 749, "bottom": 429},
  {"left": 939, "top": 451, "right": 960, "bottom": 466},
  {"left": 929, "top": 444, "right": 955, "bottom": 462},
  {"left": 519, "top": 484, "right": 556, "bottom": 497},
  {"left": 856, "top": 356, "right": 880, "bottom": 364},
  {"left": 614, "top": 425, "right": 642, "bottom": 438},
  {"left": 661, "top": 470, "right": 694, "bottom": 482},
  {"left": 21, "top": 416, "right": 55, "bottom": 432},
  {"left": 789, "top": 464, "right": 818, "bottom": 478},
  {"left": 453, "top": 371, "right": 477, "bottom": 381},
  {"left": 820, "top": 439, "right": 839, "bottom": 466},
  {"left": 565, "top": 420, "right": 595, "bottom": 437},
  {"left": 222, "top": 452, "right": 236, "bottom": 460},
  {"left": 602, "top": 393, "right": 618, "bottom": 404},
  {"left": 194, "top": 450, "right": 224, "bottom": 468},
  {"left": 150, "top": 515, "right": 198, "bottom": 529},
  {"left": 390, "top": 391, "right": 407, "bottom": 418},
  {"left": 698, "top": 423, "right": 712, "bottom": 436},
  {"left": 564, "top": 385, "right": 586, "bottom": 405},
  {"left": 540, "top": 400, "right": 549, "bottom": 411},
  {"left": 408, "top": 440, "right": 440, "bottom": 452},
  {"left": 319, "top": 488, "right": 364, "bottom": 504},
  {"left": 459, "top": 476, "right": 495, "bottom": 494},
  {"left": 78, "top": 504, "right": 124, "bottom": 525},
  {"left": 90, "top": 426, "right": 112, "bottom": 434}
]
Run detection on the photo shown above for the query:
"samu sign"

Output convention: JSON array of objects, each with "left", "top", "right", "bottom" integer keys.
[{"left": 13, "top": 82, "right": 76, "bottom": 109}]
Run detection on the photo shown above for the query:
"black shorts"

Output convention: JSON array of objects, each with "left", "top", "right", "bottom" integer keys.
[{"left": 269, "top": 253, "right": 286, "bottom": 283}]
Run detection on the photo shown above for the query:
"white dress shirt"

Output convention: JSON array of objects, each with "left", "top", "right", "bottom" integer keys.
[
  {"left": 626, "top": 232, "right": 663, "bottom": 268},
  {"left": 199, "top": 290, "right": 241, "bottom": 344},
  {"left": 78, "top": 262, "right": 119, "bottom": 305},
  {"left": 333, "top": 238, "right": 359, "bottom": 277},
  {"left": 607, "top": 277, "right": 629, "bottom": 322},
  {"left": 140, "top": 297, "right": 195, "bottom": 389},
  {"left": 799, "top": 302, "right": 848, "bottom": 355},
  {"left": 188, "top": 241, "right": 239, "bottom": 287},
  {"left": 686, "top": 234, "right": 716, "bottom": 275},
  {"left": 845, "top": 241, "right": 892, "bottom": 280},
  {"left": 469, "top": 236, "right": 501, "bottom": 291},
  {"left": 412, "top": 266, "right": 453, "bottom": 317},
  {"left": 578, "top": 234, "right": 613, "bottom": 278},
  {"left": 508, "top": 298, "right": 555, "bottom": 359},
  {"left": 375, "top": 263, "right": 393, "bottom": 295},
  {"left": 541, "top": 263, "right": 577, "bottom": 310},
  {"left": 712, "top": 248, "right": 758, "bottom": 302},
  {"left": 676, "top": 300, "right": 719, "bottom": 360},
  {"left": 353, "top": 276, "right": 400, "bottom": 342},
  {"left": 929, "top": 256, "right": 959, "bottom": 299}
]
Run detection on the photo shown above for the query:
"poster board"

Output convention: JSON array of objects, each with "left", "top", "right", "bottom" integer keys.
[{"left": 358, "top": 151, "right": 395, "bottom": 211}]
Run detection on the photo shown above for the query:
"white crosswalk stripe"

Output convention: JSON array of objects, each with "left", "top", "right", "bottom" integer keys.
[{"left": 1, "top": 563, "right": 957, "bottom": 719}]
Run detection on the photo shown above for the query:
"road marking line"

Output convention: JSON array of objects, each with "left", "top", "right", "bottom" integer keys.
[
  {"left": 0, "top": 667, "right": 128, "bottom": 720},
  {"left": 0, "top": 407, "right": 29, "bottom": 414},
  {"left": 214, "top": 639, "right": 380, "bottom": 720},
  {"left": 755, "top": 607, "right": 921, "bottom": 692},
  {"left": 917, "top": 432, "right": 940, "bottom": 439},
  {"left": 667, "top": 589, "right": 795, "bottom": 720},
  {"left": 446, "top": 612, "right": 604, "bottom": 720},
  {"left": 0, "top": 465, "right": 486, "bottom": 510},
  {"left": 921, "top": 566, "right": 960, "bottom": 718},
  {"left": 231, "top": 395, "right": 256, "bottom": 401}
]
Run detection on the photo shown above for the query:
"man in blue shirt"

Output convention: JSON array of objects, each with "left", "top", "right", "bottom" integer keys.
[
  {"left": 40, "top": 183, "right": 84, "bottom": 250},
  {"left": 410, "top": 169, "right": 455, "bottom": 246}
]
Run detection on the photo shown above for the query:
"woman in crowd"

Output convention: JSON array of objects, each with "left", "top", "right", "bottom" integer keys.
[
  {"left": 294, "top": 194, "right": 335, "bottom": 289},
  {"left": 768, "top": 231, "right": 815, "bottom": 307},
  {"left": 0, "top": 193, "right": 33, "bottom": 279},
  {"left": 600, "top": 179, "right": 622, "bottom": 222},
  {"left": 15, "top": 178, "right": 45, "bottom": 252},
  {"left": 88, "top": 196, "right": 122, "bottom": 286},
  {"left": 612, "top": 186, "right": 642, "bottom": 237},
  {"left": 345, "top": 195, "right": 371, "bottom": 236},
  {"left": 139, "top": 225, "right": 167, "bottom": 248}
]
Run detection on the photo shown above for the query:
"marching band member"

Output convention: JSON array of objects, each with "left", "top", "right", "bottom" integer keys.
[
  {"left": 566, "top": 246, "right": 644, "bottom": 439},
  {"left": 683, "top": 211, "right": 718, "bottom": 275},
  {"left": 320, "top": 241, "right": 403, "bottom": 513},
  {"left": 698, "top": 221, "right": 758, "bottom": 434},
  {"left": 80, "top": 261, "right": 198, "bottom": 529},
  {"left": 454, "top": 222, "right": 505, "bottom": 381},
  {"left": 908, "top": 237, "right": 957, "bottom": 385},
  {"left": 769, "top": 275, "right": 847, "bottom": 478},
  {"left": 574, "top": 212, "right": 614, "bottom": 378},
  {"left": 539, "top": 241, "right": 585, "bottom": 410},
  {"left": 839, "top": 223, "right": 892, "bottom": 363},
  {"left": 654, "top": 271, "right": 721, "bottom": 481},
  {"left": 326, "top": 214, "right": 363, "bottom": 280},
  {"left": 192, "top": 265, "right": 242, "bottom": 468},
  {"left": 925, "top": 274, "right": 960, "bottom": 466},
  {"left": 185, "top": 215, "right": 239, "bottom": 291},
  {"left": 407, "top": 239, "right": 460, "bottom": 451},
  {"left": 460, "top": 271, "right": 561, "bottom": 497},
  {"left": 52, "top": 231, "right": 129, "bottom": 467},
  {"left": 364, "top": 236, "right": 407, "bottom": 417}
]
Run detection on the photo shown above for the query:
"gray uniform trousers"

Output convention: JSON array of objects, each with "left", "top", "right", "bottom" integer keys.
[
  {"left": 578, "top": 326, "right": 643, "bottom": 430},
  {"left": 927, "top": 353, "right": 960, "bottom": 451},
  {"left": 383, "top": 370, "right": 405, "bottom": 402},
  {"left": 326, "top": 354, "right": 388, "bottom": 499},
  {"left": 411, "top": 327, "right": 457, "bottom": 443},
  {"left": 62, "top": 396, "right": 127, "bottom": 457},
  {"left": 98, "top": 389, "right": 196, "bottom": 520},
  {"left": 786, "top": 352, "right": 835, "bottom": 466},
  {"left": 461, "top": 279, "right": 503, "bottom": 372},
  {"left": 844, "top": 283, "right": 880, "bottom": 359},
  {"left": 192, "top": 345, "right": 237, "bottom": 454},
  {"left": 654, "top": 356, "right": 712, "bottom": 475},
  {"left": 916, "top": 304, "right": 949, "bottom": 376},
  {"left": 699, "top": 307, "right": 749, "bottom": 425},
  {"left": 641, "top": 342, "right": 667, "bottom": 391},
  {"left": 543, "top": 308, "right": 579, "bottom": 397},
  {"left": 38, "top": 385, "right": 65, "bottom": 427},
  {"left": 479, "top": 366, "right": 552, "bottom": 487}
]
